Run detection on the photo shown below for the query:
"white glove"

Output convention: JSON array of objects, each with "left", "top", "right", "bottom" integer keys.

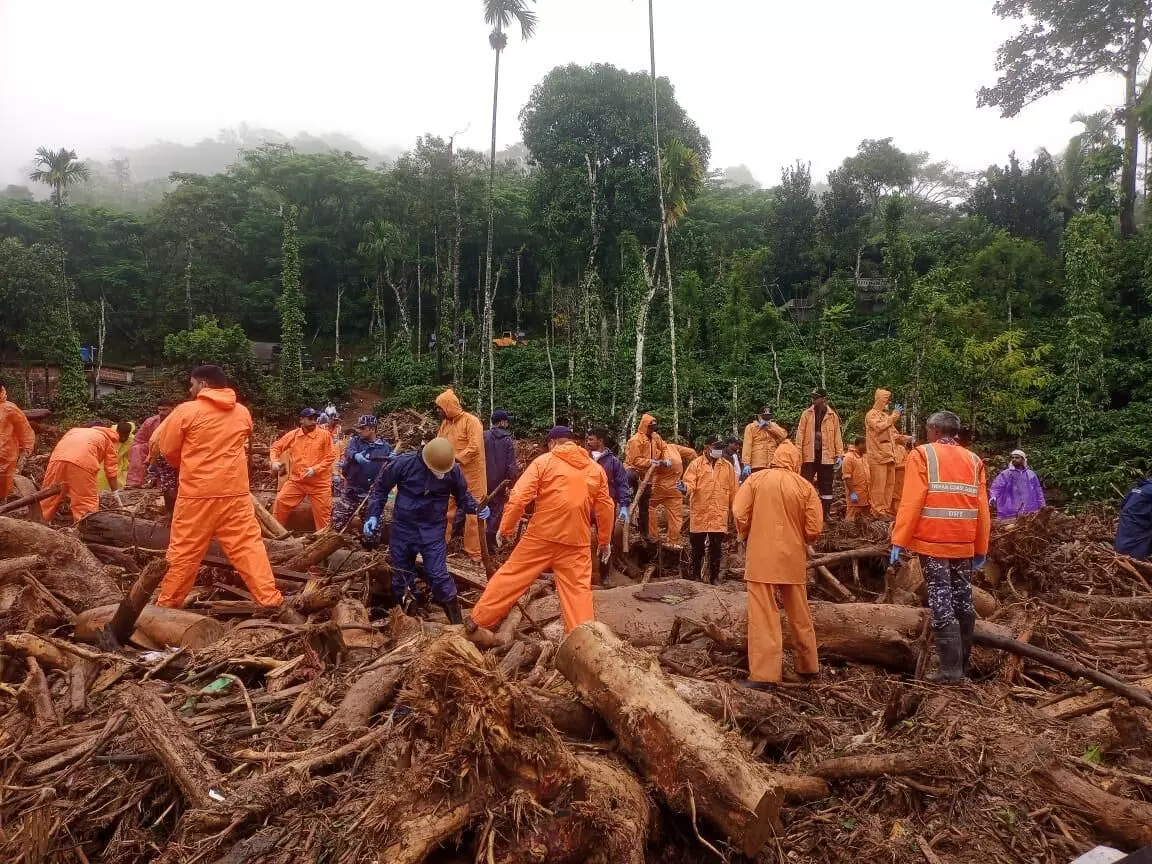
[
  {"left": 495, "top": 534, "right": 506, "bottom": 550},
  {"left": 112, "top": 490, "right": 124, "bottom": 507},
  {"left": 599, "top": 544, "right": 611, "bottom": 564},
  {"left": 270, "top": 461, "right": 283, "bottom": 474},
  {"left": 304, "top": 467, "right": 317, "bottom": 479}
]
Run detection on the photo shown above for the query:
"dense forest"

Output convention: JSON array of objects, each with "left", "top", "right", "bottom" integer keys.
[{"left": 3, "top": 1, "right": 1152, "bottom": 504}]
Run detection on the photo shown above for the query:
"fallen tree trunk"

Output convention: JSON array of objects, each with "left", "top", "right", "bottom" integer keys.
[
  {"left": 557, "top": 620, "right": 810, "bottom": 857},
  {"left": 0, "top": 517, "right": 121, "bottom": 610},
  {"left": 102, "top": 558, "right": 170, "bottom": 649},
  {"left": 75, "top": 604, "right": 227, "bottom": 650},
  {"left": 807, "top": 545, "right": 888, "bottom": 570},
  {"left": 1035, "top": 768, "right": 1152, "bottom": 849},
  {"left": 0, "top": 483, "right": 61, "bottom": 516},
  {"left": 2, "top": 633, "right": 76, "bottom": 670},
  {"left": 0, "top": 554, "right": 40, "bottom": 579},
  {"left": 322, "top": 665, "right": 404, "bottom": 732},
  {"left": 810, "top": 751, "right": 939, "bottom": 780},
  {"left": 251, "top": 494, "right": 289, "bottom": 540},
  {"left": 330, "top": 598, "right": 385, "bottom": 660},
  {"left": 1057, "top": 589, "right": 1152, "bottom": 615},
  {"left": 973, "top": 630, "right": 1152, "bottom": 710},
  {"left": 79, "top": 511, "right": 303, "bottom": 561},
  {"left": 1042, "top": 675, "right": 1152, "bottom": 721}
]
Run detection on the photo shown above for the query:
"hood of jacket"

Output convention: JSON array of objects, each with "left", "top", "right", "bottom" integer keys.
[
  {"left": 489, "top": 426, "right": 511, "bottom": 441},
  {"left": 770, "top": 440, "right": 802, "bottom": 473},
  {"left": 436, "top": 389, "right": 462, "bottom": 420},
  {"left": 637, "top": 413, "right": 656, "bottom": 436},
  {"left": 872, "top": 388, "right": 891, "bottom": 411},
  {"left": 550, "top": 441, "right": 592, "bottom": 470},
  {"left": 197, "top": 388, "right": 238, "bottom": 412}
]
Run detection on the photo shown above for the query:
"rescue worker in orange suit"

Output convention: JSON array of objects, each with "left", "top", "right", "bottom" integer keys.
[
  {"left": 733, "top": 441, "right": 824, "bottom": 688},
  {"left": 683, "top": 435, "right": 737, "bottom": 583},
  {"left": 795, "top": 390, "right": 844, "bottom": 520},
  {"left": 466, "top": 426, "right": 614, "bottom": 645},
  {"left": 648, "top": 440, "right": 690, "bottom": 545},
  {"left": 270, "top": 408, "right": 338, "bottom": 531},
  {"left": 40, "top": 423, "right": 130, "bottom": 523},
  {"left": 891, "top": 410, "right": 991, "bottom": 683},
  {"left": 842, "top": 437, "right": 871, "bottom": 519},
  {"left": 890, "top": 433, "right": 914, "bottom": 515},
  {"left": 624, "top": 413, "right": 669, "bottom": 543},
  {"left": 741, "top": 406, "right": 788, "bottom": 479},
  {"left": 0, "top": 380, "right": 35, "bottom": 500},
  {"left": 435, "top": 389, "right": 487, "bottom": 561},
  {"left": 864, "top": 388, "right": 903, "bottom": 516},
  {"left": 154, "top": 365, "right": 285, "bottom": 610}
]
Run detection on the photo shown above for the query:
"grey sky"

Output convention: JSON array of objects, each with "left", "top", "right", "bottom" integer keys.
[{"left": 0, "top": 0, "right": 1124, "bottom": 189}]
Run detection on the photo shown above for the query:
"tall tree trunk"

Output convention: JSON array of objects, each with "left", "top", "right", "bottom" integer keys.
[
  {"left": 435, "top": 225, "right": 444, "bottom": 383},
  {"left": 386, "top": 277, "right": 413, "bottom": 342},
  {"left": 450, "top": 137, "right": 463, "bottom": 388},
  {"left": 514, "top": 249, "right": 522, "bottom": 334},
  {"left": 483, "top": 42, "right": 502, "bottom": 401},
  {"left": 94, "top": 295, "right": 106, "bottom": 401},
  {"left": 184, "top": 239, "right": 194, "bottom": 328},
  {"left": 1120, "top": 12, "right": 1146, "bottom": 237},
  {"left": 335, "top": 283, "right": 343, "bottom": 363},
  {"left": 622, "top": 233, "right": 663, "bottom": 446},
  {"left": 416, "top": 232, "right": 422, "bottom": 360},
  {"left": 546, "top": 298, "right": 557, "bottom": 426}
]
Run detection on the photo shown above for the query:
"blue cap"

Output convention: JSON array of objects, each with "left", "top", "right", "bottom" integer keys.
[
  {"left": 299, "top": 408, "right": 319, "bottom": 419},
  {"left": 547, "top": 425, "right": 576, "bottom": 442},
  {"left": 491, "top": 409, "right": 511, "bottom": 423},
  {"left": 317, "top": 414, "right": 330, "bottom": 425},
  {"left": 358, "top": 414, "right": 378, "bottom": 428}
]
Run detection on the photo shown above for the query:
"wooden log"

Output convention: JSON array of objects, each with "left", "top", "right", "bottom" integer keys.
[
  {"left": 286, "top": 531, "right": 347, "bottom": 572},
  {"left": 86, "top": 542, "right": 142, "bottom": 573},
  {"left": 525, "top": 687, "right": 610, "bottom": 739},
  {"left": 628, "top": 465, "right": 656, "bottom": 526},
  {"left": 375, "top": 787, "right": 483, "bottom": 864},
  {"left": 5, "top": 475, "right": 44, "bottom": 522},
  {"left": 251, "top": 494, "right": 289, "bottom": 540},
  {"left": 321, "top": 665, "right": 404, "bottom": 731},
  {"left": 1057, "top": 589, "right": 1152, "bottom": 615},
  {"left": 0, "top": 554, "right": 40, "bottom": 578},
  {"left": 973, "top": 630, "right": 1152, "bottom": 710},
  {"left": 667, "top": 675, "right": 792, "bottom": 738},
  {"left": 0, "top": 517, "right": 121, "bottom": 610},
  {"left": 808, "top": 544, "right": 855, "bottom": 602},
  {"left": 556, "top": 620, "right": 791, "bottom": 857},
  {"left": 68, "top": 659, "right": 98, "bottom": 714},
  {"left": 498, "top": 639, "right": 543, "bottom": 677},
  {"left": 807, "top": 545, "right": 889, "bottom": 570},
  {"left": 102, "top": 558, "right": 170, "bottom": 648},
  {"left": 1042, "top": 676, "right": 1152, "bottom": 721},
  {"left": 810, "top": 751, "right": 938, "bottom": 780},
  {"left": 0, "top": 483, "right": 62, "bottom": 516},
  {"left": 330, "top": 598, "right": 385, "bottom": 658},
  {"left": 20, "top": 657, "right": 59, "bottom": 726},
  {"left": 121, "top": 683, "right": 222, "bottom": 810},
  {"left": 1035, "top": 768, "right": 1152, "bottom": 848},
  {"left": 79, "top": 510, "right": 303, "bottom": 563},
  {"left": 2, "top": 633, "right": 76, "bottom": 669},
  {"left": 75, "top": 604, "right": 227, "bottom": 649}
]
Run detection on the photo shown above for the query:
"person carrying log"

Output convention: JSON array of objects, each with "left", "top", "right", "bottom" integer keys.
[
  {"left": 466, "top": 426, "right": 614, "bottom": 645},
  {"left": 40, "top": 422, "right": 131, "bottom": 523},
  {"left": 864, "top": 388, "right": 903, "bottom": 516},
  {"left": 332, "top": 415, "right": 392, "bottom": 537},
  {"left": 435, "top": 389, "right": 487, "bottom": 562},
  {"left": 361, "top": 437, "right": 488, "bottom": 622},
  {"left": 890, "top": 410, "right": 991, "bottom": 683},
  {"left": 126, "top": 399, "right": 177, "bottom": 488},
  {"left": 624, "top": 413, "right": 668, "bottom": 543},
  {"left": 741, "top": 406, "right": 788, "bottom": 479},
  {"left": 732, "top": 440, "right": 824, "bottom": 688},
  {"left": 483, "top": 409, "right": 519, "bottom": 550},
  {"left": 153, "top": 365, "right": 284, "bottom": 610},
  {"left": 270, "top": 408, "right": 338, "bottom": 531},
  {"left": 586, "top": 426, "right": 630, "bottom": 583},
  {"left": 0, "top": 379, "right": 35, "bottom": 501},
  {"left": 796, "top": 390, "right": 844, "bottom": 520},
  {"left": 683, "top": 434, "right": 737, "bottom": 584}
]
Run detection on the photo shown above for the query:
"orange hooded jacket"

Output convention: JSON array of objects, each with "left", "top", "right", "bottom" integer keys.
[
  {"left": 795, "top": 405, "right": 845, "bottom": 465},
  {"left": 891, "top": 442, "right": 991, "bottom": 559},
  {"left": 865, "top": 388, "right": 901, "bottom": 464},
  {"left": 497, "top": 441, "right": 614, "bottom": 547},
  {"left": 49, "top": 426, "right": 120, "bottom": 477},
  {"left": 436, "top": 389, "right": 487, "bottom": 494},
  {"left": 270, "top": 427, "right": 337, "bottom": 483},
  {"left": 842, "top": 445, "right": 870, "bottom": 505},
  {"left": 156, "top": 388, "right": 254, "bottom": 498},
  {"left": 624, "top": 413, "right": 668, "bottom": 473},
  {"left": 0, "top": 389, "right": 35, "bottom": 488},
  {"left": 683, "top": 453, "right": 737, "bottom": 534},
  {"left": 732, "top": 443, "right": 823, "bottom": 585},
  {"left": 741, "top": 419, "right": 788, "bottom": 470}
]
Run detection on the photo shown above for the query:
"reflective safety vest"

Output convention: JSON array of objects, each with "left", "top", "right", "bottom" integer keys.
[{"left": 915, "top": 443, "right": 982, "bottom": 545}]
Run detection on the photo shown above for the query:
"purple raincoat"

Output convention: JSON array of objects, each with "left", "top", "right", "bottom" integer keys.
[{"left": 989, "top": 466, "right": 1045, "bottom": 518}]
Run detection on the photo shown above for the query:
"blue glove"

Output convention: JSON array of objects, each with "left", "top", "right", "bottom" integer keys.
[
  {"left": 676, "top": 481, "right": 687, "bottom": 494},
  {"left": 741, "top": 465, "right": 752, "bottom": 479},
  {"left": 354, "top": 451, "right": 371, "bottom": 466},
  {"left": 972, "top": 555, "right": 986, "bottom": 571},
  {"left": 850, "top": 492, "right": 859, "bottom": 504},
  {"left": 618, "top": 505, "right": 629, "bottom": 522},
  {"left": 890, "top": 545, "right": 903, "bottom": 565},
  {"left": 835, "top": 455, "right": 844, "bottom": 469},
  {"left": 893, "top": 403, "right": 905, "bottom": 413},
  {"left": 363, "top": 516, "right": 379, "bottom": 537},
  {"left": 477, "top": 505, "right": 491, "bottom": 520}
]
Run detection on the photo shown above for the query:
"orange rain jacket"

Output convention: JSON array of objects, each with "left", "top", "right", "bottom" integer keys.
[
  {"left": 683, "top": 454, "right": 737, "bottom": 534},
  {"left": 0, "top": 389, "right": 35, "bottom": 497},
  {"left": 733, "top": 444, "right": 823, "bottom": 585},
  {"left": 842, "top": 445, "right": 870, "bottom": 506},
  {"left": 436, "top": 389, "right": 487, "bottom": 493},
  {"left": 624, "top": 414, "right": 668, "bottom": 473},
  {"left": 49, "top": 426, "right": 120, "bottom": 478},
  {"left": 864, "top": 389, "right": 901, "bottom": 465},
  {"left": 891, "top": 442, "right": 991, "bottom": 559},
  {"left": 157, "top": 389, "right": 255, "bottom": 497},
  {"left": 742, "top": 419, "right": 788, "bottom": 470},
  {"left": 270, "top": 427, "right": 338, "bottom": 483},
  {"left": 893, "top": 433, "right": 913, "bottom": 469},
  {"left": 795, "top": 405, "right": 845, "bottom": 465}
]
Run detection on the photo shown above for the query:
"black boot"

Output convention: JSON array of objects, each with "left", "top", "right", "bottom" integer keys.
[
  {"left": 928, "top": 622, "right": 965, "bottom": 683},
  {"left": 957, "top": 610, "right": 976, "bottom": 675},
  {"left": 442, "top": 597, "right": 464, "bottom": 625},
  {"left": 821, "top": 498, "right": 831, "bottom": 521}
]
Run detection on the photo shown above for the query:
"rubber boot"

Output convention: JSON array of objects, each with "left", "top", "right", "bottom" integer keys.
[
  {"left": 442, "top": 597, "right": 464, "bottom": 625},
  {"left": 957, "top": 610, "right": 976, "bottom": 675},
  {"left": 820, "top": 498, "right": 831, "bottom": 521},
  {"left": 928, "top": 622, "right": 965, "bottom": 684}
]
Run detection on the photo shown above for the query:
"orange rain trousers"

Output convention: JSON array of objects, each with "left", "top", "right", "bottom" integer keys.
[
  {"left": 40, "top": 460, "right": 100, "bottom": 524},
  {"left": 471, "top": 533, "right": 594, "bottom": 634},
  {"left": 746, "top": 582, "right": 819, "bottom": 683},
  {"left": 868, "top": 462, "right": 895, "bottom": 516},
  {"left": 158, "top": 494, "right": 283, "bottom": 608},
  {"left": 274, "top": 479, "right": 332, "bottom": 531},
  {"left": 648, "top": 486, "right": 683, "bottom": 544}
]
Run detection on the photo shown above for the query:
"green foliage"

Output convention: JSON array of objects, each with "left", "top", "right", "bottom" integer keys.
[
  {"left": 278, "top": 204, "right": 305, "bottom": 402},
  {"left": 163, "top": 317, "right": 261, "bottom": 400}
]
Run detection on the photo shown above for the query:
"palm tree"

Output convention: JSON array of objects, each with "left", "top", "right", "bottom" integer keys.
[
  {"left": 29, "top": 147, "right": 90, "bottom": 207},
  {"left": 481, "top": 0, "right": 537, "bottom": 418}
]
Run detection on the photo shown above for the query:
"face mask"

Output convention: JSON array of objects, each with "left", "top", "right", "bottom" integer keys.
[
  {"left": 709, "top": 449, "right": 723, "bottom": 459},
  {"left": 590, "top": 450, "right": 603, "bottom": 461},
  {"left": 757, "top": 417, "right": 770, "bottom": 427}
]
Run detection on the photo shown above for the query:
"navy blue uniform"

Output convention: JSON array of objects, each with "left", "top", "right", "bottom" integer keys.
[
  {"left": 1116, "top": 478, "right": 1152, "bottom": 560},
  {"left": 482, "top": 426, "right": 520, "bottom": 545},
  {"left": 332, "top": 435, "right": 394, "bottom": 532},
  {"left": 366, "top": 449, "right": 478, "bottom": 604}
]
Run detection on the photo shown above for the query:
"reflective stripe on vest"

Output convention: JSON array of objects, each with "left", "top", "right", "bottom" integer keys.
[
  {"left": 923, "top": 443, "right": 979, "bottom": 497},
  {"left": 922, "top": 507, "right": 979, "bottom": 520},
  {"left": 914, "top": 443, "right": 983, "bottom": 546}
]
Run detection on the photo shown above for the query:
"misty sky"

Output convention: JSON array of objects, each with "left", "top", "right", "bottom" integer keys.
[{"left": 0, "top": 0, "right": 1125, "bottom": 189}]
